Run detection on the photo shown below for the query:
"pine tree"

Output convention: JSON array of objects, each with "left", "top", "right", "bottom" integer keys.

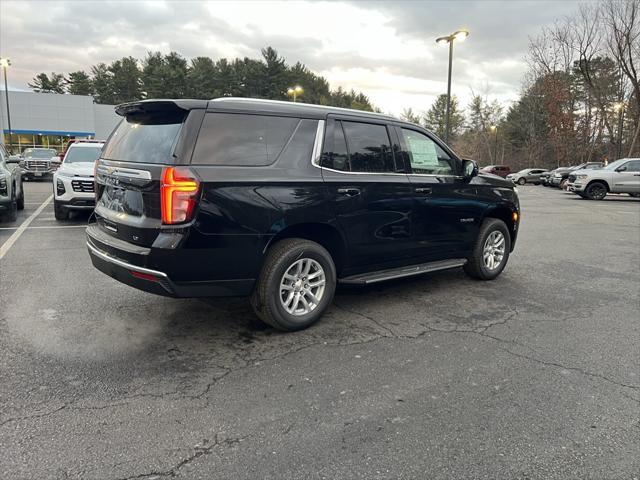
[
  {"left": 28, "top": 73, "right": 66, "bottom": 93},
  {"left": 109, "top": 56, "right": 142, "bottom": 103},
  {"left": 66, "top": 71, "right": 93, "bottom": 96}
]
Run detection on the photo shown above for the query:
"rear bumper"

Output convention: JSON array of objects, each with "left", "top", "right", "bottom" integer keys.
[{"left": 86, "top": 225, "right": 255, "bottom": 297}]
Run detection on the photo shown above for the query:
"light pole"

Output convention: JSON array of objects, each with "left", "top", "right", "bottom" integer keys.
[
  {"left": 436, "top": 29, "right": 469, "bottom": 143},
  {"left": 490, "top": 125, "right": 498, "bottom": 163},
  {"left": 0, "top": 58, "right": 12, "bottom": 153},
  {"left": 614, "top": 101, "right": 625, "bottom": 160},
  {"left": 287, "top": 85, "right": 304, "bottom": 103}
]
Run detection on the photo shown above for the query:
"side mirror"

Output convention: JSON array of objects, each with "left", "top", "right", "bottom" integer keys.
[
  {"left": 6, "top": 155, "right": 21, "bottom": 164},
  {"left": 616, "top": 165, "right": 627, "bottom": 172},
  {"left": 462, "top": 159, "right": 478, "bottom": 180}
]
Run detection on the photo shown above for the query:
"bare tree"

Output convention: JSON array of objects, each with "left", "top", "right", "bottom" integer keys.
[{"left": 602, "top": 0, "right": 640, "bottom": 156}]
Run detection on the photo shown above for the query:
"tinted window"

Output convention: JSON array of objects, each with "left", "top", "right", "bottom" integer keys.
[
  {"left": 103, "top": 112, "right": 185, "bottom": 164},
  {"left": 401, "top": 128, "right": 455, "bottom": 175},
  {"left": 342, "top": 121, "right": 395, "bottom": 173},
  {"left": 321, "top": 121, "right": 350, "bottom": 171},
  {"left": 64, "top": 146, "right": 102, "bottom": 163},
  {"left": 192, "top": 113, "right": 299, "bottom": 166}
]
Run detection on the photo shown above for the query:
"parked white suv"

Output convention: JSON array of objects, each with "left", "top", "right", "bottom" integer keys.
[
  {"left": 53, "top": 141, "right": 104, "bottom": 220},
  {"left": 567, "top": 158, "right": 640, "bottom": 200}
]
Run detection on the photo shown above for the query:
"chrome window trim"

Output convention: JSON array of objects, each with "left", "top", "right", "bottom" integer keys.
[
  {"left": 311, "top": 120, "right": 325, "bottom": 167},
  {"left": 309, "top": 119, "right": 461, "bottom": 178}
]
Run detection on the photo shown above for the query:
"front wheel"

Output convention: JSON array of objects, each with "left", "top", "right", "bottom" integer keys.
[
  {"left": 16, "top": 187, "right": 24, "bottom": 210},
  {"left": 517, "top": 177, "right": 526, "bottom": 185},
  {"left": 53, "top": 200, "right": 69, "bottom": 220},
  {"left": 251, "top": 238, "right": 336, "bottom": 331},
  {"left": 464, "top": 218, "right": 511, "bottom": 280},
  {"left": 584, "top": 182, "right": 607, "bottom": 200}
]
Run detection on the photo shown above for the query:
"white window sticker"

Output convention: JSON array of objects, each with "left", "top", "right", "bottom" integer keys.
[{"left": 406, "top": 133, "right": 438, "bottom": 167}]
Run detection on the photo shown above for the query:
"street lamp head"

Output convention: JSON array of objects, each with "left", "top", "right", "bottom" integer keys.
[
  {"left": 453, "top": 30, "right": 469, "bottom": 42},
  {"left": 0, "top": 58, "right": 10, "bottom": 68},
  {"left": 490, "top": 125, "right": 497, "bottom": 132},
  {"left": 294, "top": 85, "right": 303, "bottom": 94},
  {"left": 436, "top": 36, "right": 451, "bottom": 45},
  {"left": 287, "top": 88, "right": 294, "bottom": 95}
]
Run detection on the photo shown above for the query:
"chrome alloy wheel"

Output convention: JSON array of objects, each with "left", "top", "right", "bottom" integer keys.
[
  {"left": 279, "top": 258, "right": 326, "bottom": 316},
  {"left": 482, "top": 231, "right": 506, "bottom": 270}
]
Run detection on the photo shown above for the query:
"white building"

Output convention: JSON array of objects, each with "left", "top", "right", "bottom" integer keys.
[{"left": 0, "top": 91, "right": 120, "bottom": 153}]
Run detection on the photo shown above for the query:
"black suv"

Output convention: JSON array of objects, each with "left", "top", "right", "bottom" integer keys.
[{"left": 87, "top": 98, "right": 520, "bottom": 331}]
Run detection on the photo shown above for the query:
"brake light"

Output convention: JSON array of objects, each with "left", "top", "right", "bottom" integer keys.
[{"left": 160, "top": 167, "right": 199, "bottom": 224}]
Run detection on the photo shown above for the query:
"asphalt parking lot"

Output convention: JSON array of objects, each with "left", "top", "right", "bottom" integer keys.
[{"left": 1, "top": 181, "right": 638, "bottom": 480}]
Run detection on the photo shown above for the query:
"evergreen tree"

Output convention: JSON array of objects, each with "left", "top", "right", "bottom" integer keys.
[
  {"left": 424, "top": 94, "right": 464, "bottom": 138},
  {"left": 28, "top": 72, "right": 66, "bottom": 93},
  {"left": 261, "top": 47, "right": 288, "bottom": 99},
  {"left": 91, "top": 63, "right": 115, "bottom": 104},
  {"left": 187, "top": 56, "right": 219, "bottom": 99},
  {"left": 66, "top": 71, "right": 93, "bottom": 96},
  {"left": 141, "top": 52, "right": 166, "bottom": 98},
  {"left": 109, "top": 56, "right": 142, "bottom": 103}
]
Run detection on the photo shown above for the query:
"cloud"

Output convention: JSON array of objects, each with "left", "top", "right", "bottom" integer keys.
[{"left": 0, "top": 0, "right": 578, "bottom": 114}]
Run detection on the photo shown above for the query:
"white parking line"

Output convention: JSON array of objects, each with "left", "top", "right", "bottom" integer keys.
[
  {"left": 0, "top": 195, "right": 53, "bottom": 260},
  {"left": 0, "top": 225, "right": 87, "bottom": 231}
]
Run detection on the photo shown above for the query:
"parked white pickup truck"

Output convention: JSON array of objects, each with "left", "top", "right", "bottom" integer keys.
[{"left": 567, "top": 158, "right": 640, "bottom": 200}]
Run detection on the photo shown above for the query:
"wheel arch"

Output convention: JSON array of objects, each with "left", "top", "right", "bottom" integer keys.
[
  {"left": 264, "top": 222, "right": 348, "bottom": 275},
  {"left": 482, "top": 205, "right": 517, "bottom": 250},
  {"left": 585, "top": 178, "right": 610, "bottom": 192}
]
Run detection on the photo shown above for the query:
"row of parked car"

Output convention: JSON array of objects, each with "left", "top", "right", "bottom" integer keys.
[
  {"left": 480, "top": 161, "right": 640, "bottom": 200},
  {"left": 0, "top": 141, "right": 104, "bottom": 222}
]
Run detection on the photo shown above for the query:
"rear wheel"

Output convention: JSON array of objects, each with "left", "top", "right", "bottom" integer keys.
[
  {"left": 251, "top": 238, "right": 336, "bottom": 331},
  {"left": 517, "top": 177, "right": 526, "bottom": 185},
  {"left": 584, "top": 181, "right": 607, "bottom": 200},
  {"left": 464, "top": 218, "right": 511, "bottom": 280},
  {"left": 53, "top": 199, "right": 69, "bottom": 220}
]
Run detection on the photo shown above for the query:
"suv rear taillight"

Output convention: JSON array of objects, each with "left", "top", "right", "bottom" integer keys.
[{"left": 160, "top": 167, "right": 200, "bottom": 225}]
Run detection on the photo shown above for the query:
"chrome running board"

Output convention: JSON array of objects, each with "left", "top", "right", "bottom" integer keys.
[{"left": 339, "top": 258, "right": 467, "bottom": 285}]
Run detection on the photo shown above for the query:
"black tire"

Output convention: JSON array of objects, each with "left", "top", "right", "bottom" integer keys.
[
  {"left": 517, "top": 177, "right": 526, "bottom": 185},
  {"left": 464, "top": 218, "right": 511, "bottom": 281},
  {"left": 629, "top": 193, "right": 640, "bottom": 198},
  {"left": 584, "top": 181, "right": 607, "bottom": 200},
  {"left": 16, "top": 187, "right": 24, "bottom": 210},
  {"left": 53, "top": 199, "right": 69, "bottom": 220},
  {"left": 251, "top": 238, "right": 336, "bottom": 331},
  {"left": 2, "top": 194, "right": 17, "bottom": 223}
]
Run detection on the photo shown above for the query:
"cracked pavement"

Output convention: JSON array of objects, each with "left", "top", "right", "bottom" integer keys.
[{"left": 1, "top": 183, "right": 639, "bottom": 479}]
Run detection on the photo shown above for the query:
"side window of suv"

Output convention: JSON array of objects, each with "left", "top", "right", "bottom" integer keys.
[
  {"left": 624, "top": 160, "right": 640, "bottom": 172},
  {"left": 192, "top": 113, "right": 299, "bottom": 166},
  {"left": 322, "top": 121, "right": 350, "bottom": 171},
  {"left": 401, "top": 128, "right": 455, "bottom": 175},
  {"left": 341, "top": 121, "right": 396, "bottom": 173}
]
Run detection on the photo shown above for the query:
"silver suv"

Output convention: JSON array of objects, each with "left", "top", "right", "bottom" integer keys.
[
  {"left": 567, "top": 158, "right": 640, "bottom": 200},
  {"left": 506, "top": 168, "right": 548, "bottom": 185}
]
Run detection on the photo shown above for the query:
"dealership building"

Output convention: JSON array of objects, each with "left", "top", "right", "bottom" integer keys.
[{"left": 0, "top": 91, "right": 119, "bottom": 154}]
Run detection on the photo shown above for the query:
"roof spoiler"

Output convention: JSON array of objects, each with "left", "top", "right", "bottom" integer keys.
[{"left": 114, "top": 99, "right": 208, "bottom": 117}]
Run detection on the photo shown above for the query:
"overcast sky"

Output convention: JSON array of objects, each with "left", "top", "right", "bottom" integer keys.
[{"left": 0, "top": 0, "right": 580, "bottom": 114}]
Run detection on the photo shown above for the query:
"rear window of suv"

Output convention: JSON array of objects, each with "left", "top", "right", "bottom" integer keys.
[
  {"left": 102, "top": 111, "right": 186, "bottom": 164},
  {"left": 191, "top": 113, "right": 300, "bottom": 166}
]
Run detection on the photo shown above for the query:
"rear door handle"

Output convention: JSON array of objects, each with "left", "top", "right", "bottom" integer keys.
[
  {"left": 337, "top": 188, "right": 361, "bottom": 197},
  {"left": 415, "top": 187, "right": 432, "bottom": 195}
]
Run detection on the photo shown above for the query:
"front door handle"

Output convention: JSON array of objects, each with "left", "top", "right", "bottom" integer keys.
[
  {"left": 337, "top": 188, "right": 361, "bottom": 197},
  {"left": 415, "top": 187, "right": 432, "bottom": 195}
]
